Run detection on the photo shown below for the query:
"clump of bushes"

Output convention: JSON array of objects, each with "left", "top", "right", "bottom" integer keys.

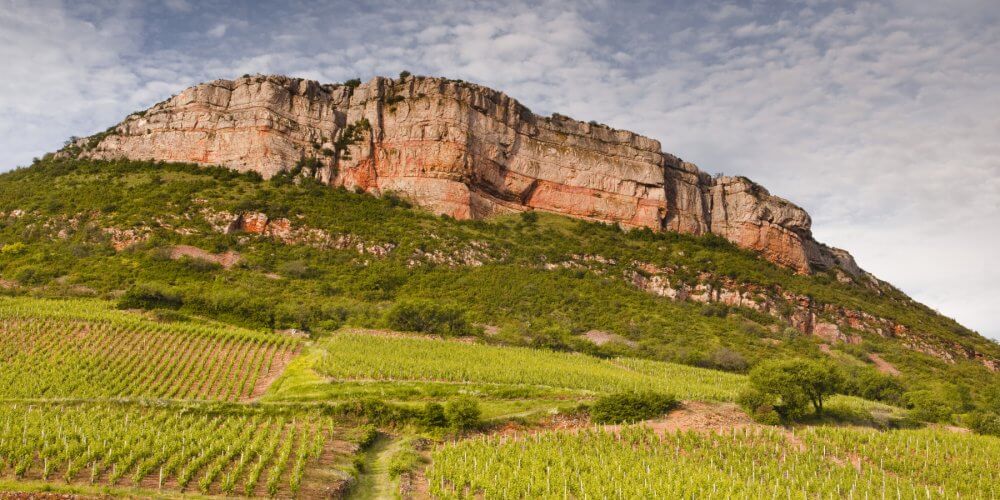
[
  {"left": 841, "top": 368, "right": 904, "bottom": 404},
  {"left": 902, "top": 382, "right": 972, "bottom": 423},
  {"left": 590, "top": 392, "right": 678, "bottom": 424},
  {"left": 385, "top": 299, "right": 474, "bottom": 336},
  {"left": 705, "top": 347, "right": 748, "bottom": 372},
  {"left": 118, "top": 283, "right": 183, "bottom": 310}
]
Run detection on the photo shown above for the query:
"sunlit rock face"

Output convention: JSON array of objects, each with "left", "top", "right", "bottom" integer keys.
[{"left": 81, "top": 74, "right": 857, "bottom": 275}]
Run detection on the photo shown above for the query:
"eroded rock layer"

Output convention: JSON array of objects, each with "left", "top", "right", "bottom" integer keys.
[{"left": 79, "top": 74, "right": 858, "bottom": 274}]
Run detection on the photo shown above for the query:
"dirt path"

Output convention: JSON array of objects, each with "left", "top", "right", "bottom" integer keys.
[
  {"left": 867, "top": 353, "right": 901, "bottom": 376},
  {"left": 349, "top": 433, "right": 402, "bottom": 500}
]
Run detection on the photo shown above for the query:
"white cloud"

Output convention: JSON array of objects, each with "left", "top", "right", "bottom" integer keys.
[
  {"left": 163, "top": 0, "right": 191, "bottom": 13},
  {"left": 207, "top": 23, "right": 227, "bottom": 38}
]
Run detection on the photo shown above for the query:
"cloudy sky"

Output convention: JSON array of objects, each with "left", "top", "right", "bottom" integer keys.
[{"left": 2, "top": 0, "right": 998, "bottom": 339}]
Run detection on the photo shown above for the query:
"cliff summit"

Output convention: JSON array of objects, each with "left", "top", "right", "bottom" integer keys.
[{"left": 71, "top": 74, "right": 860, "bottom": 275}]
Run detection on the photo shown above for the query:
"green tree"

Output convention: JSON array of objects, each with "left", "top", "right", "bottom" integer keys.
[{"left": 744, "top": 359, "right": 843, "bottom": 420}]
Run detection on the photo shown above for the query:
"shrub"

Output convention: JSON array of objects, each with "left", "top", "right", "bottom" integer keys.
[
  {"left": 706, "top": 347, "right": 748, "bottom": 372},
  {"left": 444, "top": 397, "right": 481, "bottom": 431},
  {"left": 118, "top": 283, "right": 183, "bottom": 310},
  {"left": 747, "top": 359, "right": 843, "bottom": 419},
  {"left": 529, "top": 324, "right": 571, "bottom": 350},
  {"left": 700, "top": 303, "right": 729, "bottom": 318},
  {"left": 334, "top": 398, "right": 420, "bottom": 426},
  {"left": 344, "top": 78, "right": 362, "bottom": 88},
  {"left": 0, "top": 242, "right": 26, "bottom": 255},
  {"left": 852, "top": 370, "right": 904, "bottom": 404},
  {"left": 278, "top": 259, "right": 319, "bottom": 279},
  {"left": 398, "top": 70, "right": 411, "bottom": 79},
  {"left": 385, "top": 299, "right": 472, "bottom": 336},
  {"left": 590, "top": 392, "right": 678, "bottom": 424},
  {"left": 519, "top": 211, "right": 538, "bottom": 225},
  {"left": 737, "top": 388, "right": 782, "bottom": 425},
  {"left": 903, "top": 384, "right": 969, "bottom": 423},
  {"left": 966, "top": 411, "right": 1000, "bottom": 436},
  {"left": 421, "top": 402, "right": 447, "bottom": 428}
]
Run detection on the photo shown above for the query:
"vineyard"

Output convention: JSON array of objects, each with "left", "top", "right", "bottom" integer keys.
[
  {"left": 315, "top": 332, "right": 747, "bottom": 401},
  {"left": 0, "top": 297, "right": 298, "bottom": 401},
  {"left": 428, "top": 426, "right": 1000, "bottom": 499},
  {"left": 0, "top": 403, "right": 352, "bottom": 497}
]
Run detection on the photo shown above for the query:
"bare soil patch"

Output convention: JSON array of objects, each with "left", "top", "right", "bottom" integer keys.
[
  {"left": 867, "top": 353, "right": 901, "bottom": 376},
  {"left": 168, "top": 245, "right": 241, "bottom": 269},
  {"left": 581, "top": 329, "right": 638, "bottom": 348},
  {"left": 247, "top": 345, "right": 299, "bottom": 400},
  {"left": 614, "top": 400, "right": 757, "bottom": 435}
]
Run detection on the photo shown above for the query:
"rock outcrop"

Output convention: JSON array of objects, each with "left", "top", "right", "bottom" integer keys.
[{"left": 75, "top": 74, "right": 859, "bottom": 274}]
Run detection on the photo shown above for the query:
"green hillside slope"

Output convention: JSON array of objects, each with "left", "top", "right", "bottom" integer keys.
[{"left": 1, "top": 158, "right": 996, "bottom": 398}]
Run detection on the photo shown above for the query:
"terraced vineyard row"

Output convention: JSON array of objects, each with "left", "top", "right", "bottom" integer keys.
[
  {"left": 800, "top": 427, "right": 1000, "bottom": 496},
  {"left": 0, "top": 297, "right": 298, "bottom": 401},
  {"left": 0, "top": 403, "right": 348, "bottom": 497},
  {"left": 429, "top": 427, "right": 1000, "bottom": 498},
  {"left": 316, "top": 332, "right": 747, "bottom": 401}
]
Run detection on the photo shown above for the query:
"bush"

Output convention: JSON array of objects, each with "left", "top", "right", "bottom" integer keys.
[
  {"left": 421, "top": 402, "right": 447, "bottom": 428},
  {"left": 0, "top": 242, "right": 26, "bottom": 255},
  {"left": 344, "top": 78, "right": 362, "bottom": 88},
  {"left": 737, "top": 388, "right": 782, "bottom": 425},
  {"left": 519, "top": 211, "right": 538, "bottom": 225},
  {"left": 852, "top": 370, "right": 904, "bottom": 404},
  {"left": 398, "top": 70, "right": 411, "bottom": 79},
  {"left": 278, "top": 259, "right": 319, "bottom": 279},
  {"left": 904, "top": 384, "right": 968, "bottom": 423},
  {"left": 747, "top": 359, "right": 843, "bottom": 420},
  {"left": 385, "top": 299, "right": 472, "bottom": 336},
  {"left": 590, "top": 392, "right": 678, "bottom": 424},
  {"left": 118, "top": 283, "right": 183, "bottom": 310},
  {"left": 334, "top": 397, "right": 420, "bottom": 426},
  {"left": 966, "top": 411, "right": 1000, "bottom": 436},
  {"left": 700, "top": 303, "right": 729, "bottom": 318},
  {"left": 444, "top": 397, "right": 481, "bottom": 431},
  {"left": 706, "top": 347, "right": 748, "bottom": 372}
]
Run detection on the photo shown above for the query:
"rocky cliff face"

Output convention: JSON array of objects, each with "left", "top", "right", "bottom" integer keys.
[{"left": 76, "top": 74, "right": 858, "bottom": 274}]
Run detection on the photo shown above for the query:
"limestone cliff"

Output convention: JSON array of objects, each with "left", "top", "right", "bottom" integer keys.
[{"left": 75, "top": 74, "right": 859, "bottom": 274}]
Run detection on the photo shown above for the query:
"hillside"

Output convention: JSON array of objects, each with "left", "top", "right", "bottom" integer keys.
[
  {"left": 0, "top": 75, "right": 999, "bottom": 497},
  {"left": 0, "top": 296, "right": 996, "bottom": 497},
  {"left": 0, "top": 157, "right": 997, "bottom": 395}
]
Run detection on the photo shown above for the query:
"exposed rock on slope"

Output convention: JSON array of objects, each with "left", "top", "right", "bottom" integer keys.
[{"left": 75, "top": 74, "right": 857, "bottom": 274}]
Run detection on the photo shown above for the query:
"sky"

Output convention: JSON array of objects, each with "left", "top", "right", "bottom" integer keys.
[{"left": 1, "top": 0, "right": 998, "bottom": 339}]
